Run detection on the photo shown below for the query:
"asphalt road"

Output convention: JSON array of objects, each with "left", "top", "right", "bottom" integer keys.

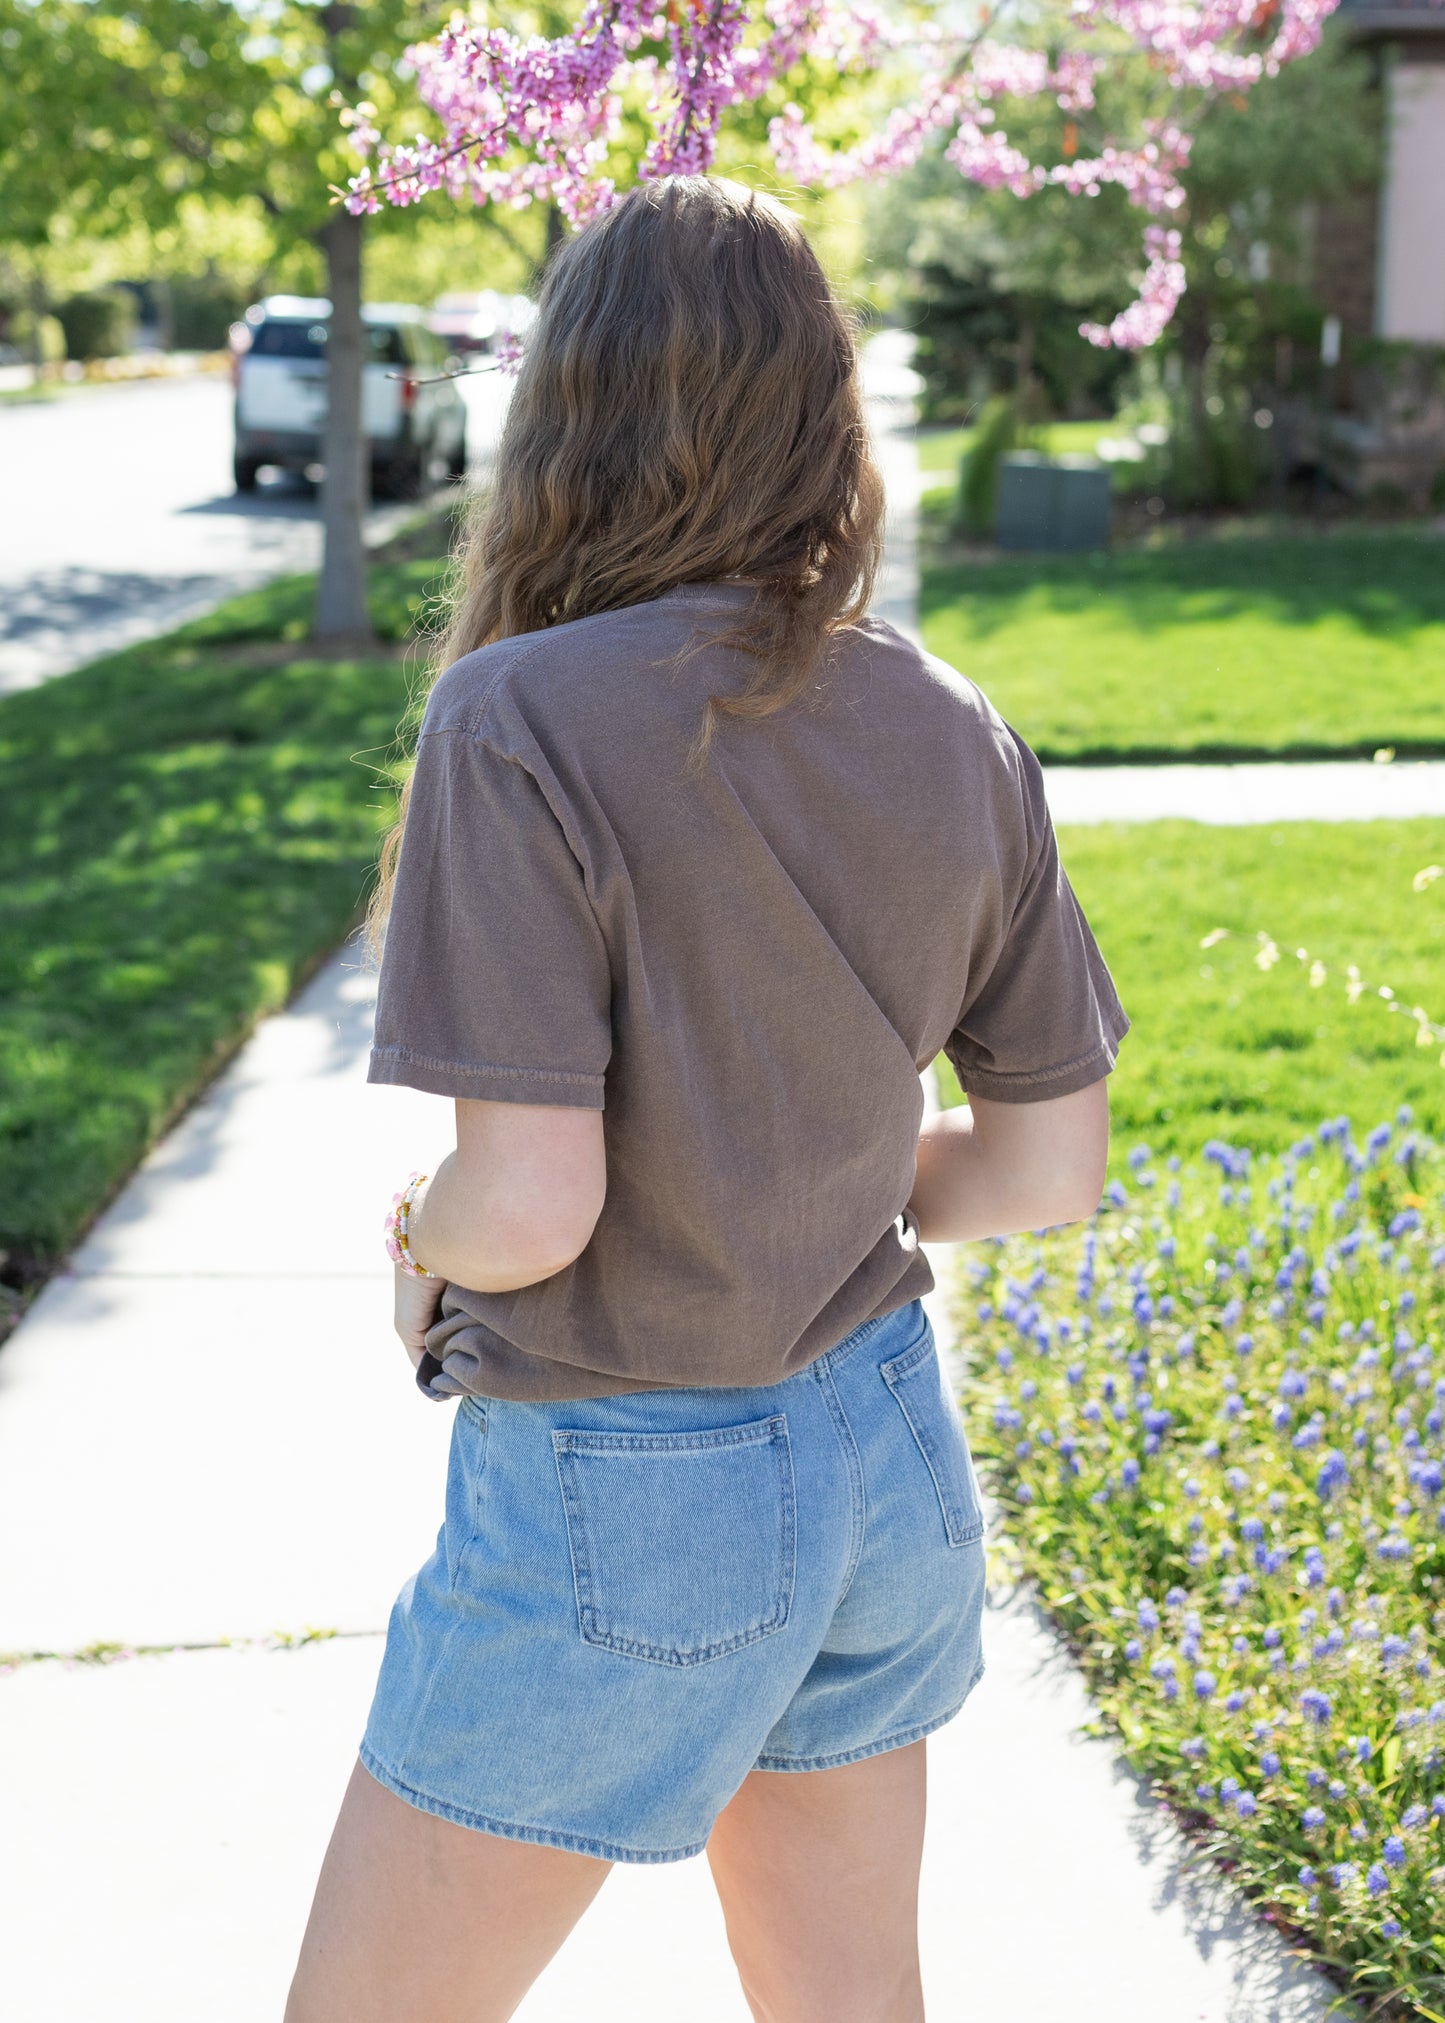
[{"left": 0, "top": 368, "right": 513, "bottom": 693}]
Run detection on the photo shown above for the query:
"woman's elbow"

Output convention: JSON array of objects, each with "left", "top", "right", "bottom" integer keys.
[
  {"left": 465, "top": 1194, "right": 603, "bottom": 1292},
  {"left": 1051, "top": 1171, "right": 1106, "bottom": 1228}
]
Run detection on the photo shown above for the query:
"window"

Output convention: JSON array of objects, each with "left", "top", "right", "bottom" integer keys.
[
  {"left": 365, "top": 324, "right": 410, "bottom": 366},
  {"left": 251, "top": 320, "right": 326, "bottom": 359}
]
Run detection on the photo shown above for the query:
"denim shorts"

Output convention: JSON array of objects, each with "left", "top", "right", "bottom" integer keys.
[{"left": 360, "top": 1298, "right": 987, "bottom": 1864}]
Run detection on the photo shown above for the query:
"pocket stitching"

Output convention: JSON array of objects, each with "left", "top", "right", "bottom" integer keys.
[
  {"left": 552, "top": 1415, "right": 796, "bottom": 1668},
  {"left": 881, "top": 1353, "right": 985, "bottom": 1548}
]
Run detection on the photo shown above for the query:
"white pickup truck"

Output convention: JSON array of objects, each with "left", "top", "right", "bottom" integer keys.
[{"left": 231, "top": 295, "right": 467, "bottom": 496}]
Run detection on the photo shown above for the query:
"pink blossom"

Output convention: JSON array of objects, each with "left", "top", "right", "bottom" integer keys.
[
  {"left": 1081, "top": 225, "right": 1187, "bottom": 348},
  {"left": 342, "top": 0, "right": 1343, "bottom": 349}
]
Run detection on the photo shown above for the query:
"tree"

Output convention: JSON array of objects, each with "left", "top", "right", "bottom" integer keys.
[
  {"left": 0, "top": 0, "right": 535, "bottom": 642},
  {"left": 342, "top": 0, "right": 1344, "bottom": 353},
  {"left": 864, "top": 17, "right": 1379, "bottom": 421}
]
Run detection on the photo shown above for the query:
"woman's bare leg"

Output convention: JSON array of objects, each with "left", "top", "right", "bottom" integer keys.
[
  {"left": 285, "top": 1758, "right": 611, "bottom": 2023},
  {"left": 705, "top": 1738, "right": 928, "bottom": 2023}
]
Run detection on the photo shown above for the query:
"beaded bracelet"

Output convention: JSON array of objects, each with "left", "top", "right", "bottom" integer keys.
[{"left": 384, "top": 1170, "right": 439, "bottom": 1279}]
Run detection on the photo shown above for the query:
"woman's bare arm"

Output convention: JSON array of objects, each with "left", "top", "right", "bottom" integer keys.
[
  {"left": 408, "top": 1097, "right": 607, "bottom": 1291},
  {"left": 907, "top": 1079, "right": 1110, "bottom": 1244}
]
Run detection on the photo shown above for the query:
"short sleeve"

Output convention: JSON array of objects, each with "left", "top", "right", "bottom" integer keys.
[
  {"left": 368, "top": 728, "right": 612, "bottom": 1107},
  {"left": 945, "top": 727, "right": 1129, "bottom": 1103}
]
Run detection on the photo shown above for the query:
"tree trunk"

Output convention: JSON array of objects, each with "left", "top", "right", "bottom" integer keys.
[{"left": 313, "top": 206, "right": 372, "bottom": 644}]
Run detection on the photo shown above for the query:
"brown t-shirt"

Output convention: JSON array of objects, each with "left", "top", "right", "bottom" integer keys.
[{"left": 369, "top": 583, "right": 1129, "bottom": 1402}]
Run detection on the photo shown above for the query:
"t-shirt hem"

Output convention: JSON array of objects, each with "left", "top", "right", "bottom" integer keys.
[
  {"left": 955, "top": 1019, "right": 1130, "bottom": 1104},
  {"left": 367, "top": 1046, "right": 606, "bottom": 1108}
]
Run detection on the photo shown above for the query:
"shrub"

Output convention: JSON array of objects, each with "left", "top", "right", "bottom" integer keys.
[
  {"left": 1136, "top": 370, "right": 1270, "bottom": 511},
  {"left": 952, "top": 394, "right": 1045, "bottom": 538},
  {"left": 55, "top": 288, "right": 137, "bottom": 362},
  {"left": 168, "top": 272, "right": 250, "bottom": 352},
  {"left": 7, "top": 310, "right": 67, "bottom": 368}
]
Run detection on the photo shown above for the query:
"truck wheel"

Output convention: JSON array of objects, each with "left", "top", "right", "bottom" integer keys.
[{"left": 233, "top": 455, "right": 259, "bottom": 494}]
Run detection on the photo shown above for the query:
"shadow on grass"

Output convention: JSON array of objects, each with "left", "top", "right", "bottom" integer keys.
[{"left": 0, "top": 538, "right": 451, "bottom": 1275}]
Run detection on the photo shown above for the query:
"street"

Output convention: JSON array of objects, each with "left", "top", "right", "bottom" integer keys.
[{"left": 0, "top": 366, "right": 512, "bottom": 692}]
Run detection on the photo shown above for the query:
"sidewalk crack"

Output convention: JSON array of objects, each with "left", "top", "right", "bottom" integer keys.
[{"left": 1, "top": 1624, "right": 384, "bottom": 1676}]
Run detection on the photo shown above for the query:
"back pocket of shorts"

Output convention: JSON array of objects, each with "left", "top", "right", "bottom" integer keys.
[
  {"left": 552, "top": 1415, "right": 796, "bottom": 1667},
  {"left": 881, "top": 1332, "right": 985, "bottom": 1547}
]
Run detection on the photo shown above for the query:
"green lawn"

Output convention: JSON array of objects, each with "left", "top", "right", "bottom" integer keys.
[
  {"left": 0, "top": 524, "right": 453, "bottom": 1270},
  {"left": 934, "top": 817, "right": 1445, "bottom": 1159},
  {"left": 917, "top": 419, "right": 1119, "bottom": 488},
  {"left": 919, "top": 534, "right": 1445, "bottom": 761}
]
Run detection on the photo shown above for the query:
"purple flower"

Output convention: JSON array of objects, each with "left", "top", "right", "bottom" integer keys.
[
  {"left": 1302, "top": 1807, "right": 1326, "bottom": 1830},
  {"left": 1366, "top": 1863, "right": 1389, "bottom": 1897},
  {"left": 1316, "top": 1451, "right": 1349, "bottom": 1500},
  {"left": 1300, "top": 1690, "right": 1333, "bottom": 1726},
  {"left": 1260, "top": 1750, "right": 1281, "bottom": 1776},
  {"left": 1235, "top": 1791, "right": 1257, "bottom": 1817},
  {"left": 1383, "top": 1835, "right": 1407, "bottom": 1868},
  {"left": 1381, "top": 1917, "right": 1402, "bottom": 1937},
  {"left": 1193, "top": 1671, "right": 1216, "bottom": 1699},
  {"left": 1298, "top": 1864, "right": 1317, "bottom": 1886}
]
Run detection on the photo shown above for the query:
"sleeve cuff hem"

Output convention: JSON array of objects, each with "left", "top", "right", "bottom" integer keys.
[
  {"left": 367, "top": 1046, "right": 606, "bottom": 1108},
  {"left": 956, "top": 1020, "right": 1129, "bottom": 1104}
]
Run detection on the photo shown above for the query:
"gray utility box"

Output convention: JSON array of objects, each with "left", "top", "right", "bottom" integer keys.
[{"left": 996, "top": 452, "right": 1112, "bottom": 552}]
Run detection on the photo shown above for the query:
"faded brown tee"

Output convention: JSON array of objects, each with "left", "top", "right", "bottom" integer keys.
[{"left": 369, "top": 584, "right": 1130, "bottom": 1401}]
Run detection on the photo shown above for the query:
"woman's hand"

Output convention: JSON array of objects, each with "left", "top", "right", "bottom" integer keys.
[{"left": 394, "top": 1263, "right": 448, "bottom": 1371}]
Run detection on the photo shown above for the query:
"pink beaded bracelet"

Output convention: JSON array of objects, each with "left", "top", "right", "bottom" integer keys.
[{"left": 384, "top": 1170, "right": 439, "bottom": 1279}]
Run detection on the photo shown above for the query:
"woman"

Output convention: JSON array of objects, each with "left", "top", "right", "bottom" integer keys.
[{"left": 288, "top": 175, "right": 1128, "bottom": 2022}]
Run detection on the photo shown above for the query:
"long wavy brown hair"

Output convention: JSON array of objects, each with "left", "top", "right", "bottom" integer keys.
[{"left": 367, "top": 174, "right": 884, "bottom": 955}]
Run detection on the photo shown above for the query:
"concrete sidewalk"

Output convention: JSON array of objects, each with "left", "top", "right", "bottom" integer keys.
[
  {"left": 0, "top": 950, "right": 1350, "bottom": 2022},
  {"left": 0, "top": 355, "right": 1359, "bottom": 2022}
]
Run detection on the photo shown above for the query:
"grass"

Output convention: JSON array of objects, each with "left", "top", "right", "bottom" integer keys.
[
  {"left": 933, "top": 818, "right": 1445, "bottom": 1160},
  {"left": 0, "top": 518, "right": 455, "bottom": 1273},
  {"left": 951, "top": 1120, "right": 1445, "bottom": 2019},
  {"left": 918, "top": 533, "right": 1445, "bottom": 762},
  {"left": 917, "top": 419, "right": 1120, "bottom": 488}
]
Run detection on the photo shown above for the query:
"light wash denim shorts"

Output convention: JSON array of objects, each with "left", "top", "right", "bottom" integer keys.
[{"left": 360, "top": 1298, "right": 987, "bottom": 1864}]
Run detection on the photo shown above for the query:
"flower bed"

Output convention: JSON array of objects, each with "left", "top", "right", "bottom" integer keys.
[{"left": 956, "top": 1113, "right": 1445, "bottom": 2018}]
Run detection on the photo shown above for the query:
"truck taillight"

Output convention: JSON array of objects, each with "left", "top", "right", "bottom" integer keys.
[{"left": 400, "top": 374, "right": 417, "bottom": 411}]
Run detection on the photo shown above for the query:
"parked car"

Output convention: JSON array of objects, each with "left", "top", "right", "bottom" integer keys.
[
  {"left": 230, "top": 295, "right": 467, "bottom": 496},
  {"left": 427, "top": 289, "right": 535, "bottom": 357}
]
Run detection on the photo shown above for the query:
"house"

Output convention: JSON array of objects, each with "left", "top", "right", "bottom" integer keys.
[
  {"left": 1310, "top": 0, "right": 1445, "bottom": 502},
  {"left": 1336, "top": 0, "right": 1445, "bottom": 345}
]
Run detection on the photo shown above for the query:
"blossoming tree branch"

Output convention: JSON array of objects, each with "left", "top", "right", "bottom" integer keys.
[{"left": 341, "top": 0, "right": 1340, "bottom": 350}]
